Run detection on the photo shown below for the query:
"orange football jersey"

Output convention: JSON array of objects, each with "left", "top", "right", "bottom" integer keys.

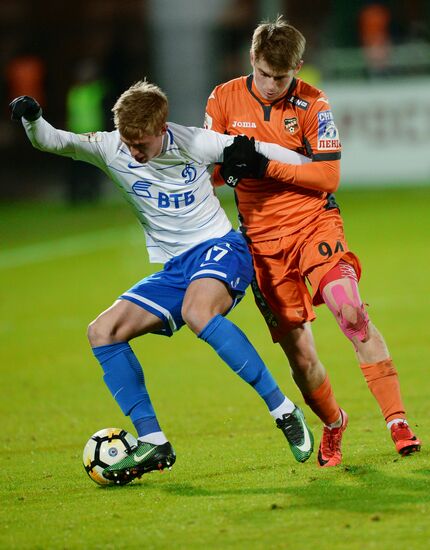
[{"left": 205, "top": 75, "right": 342, "bottom": 242}]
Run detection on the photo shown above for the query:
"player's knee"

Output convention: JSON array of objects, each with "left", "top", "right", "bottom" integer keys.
[
  {"left": 87, "top": 318, "right": 104, "bottom": 347},
  {"left": 338, "top": 303, "right": 369, "bottom": 342},
  {"left": 181, "top": 304, "right": 208, "bottom": 334},
  {"left": 87, "top": 317, "right": 118, "bottom": 347},
  {"left": 322, "top": 275, "right": 370, "bottom": 343}
]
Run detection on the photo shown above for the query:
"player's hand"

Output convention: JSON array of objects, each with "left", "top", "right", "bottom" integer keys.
[
  {"left": 9, "top": 96, "right": 42, "bottom": 121},
  {"left": 220, "top": 135, "right": 269, "bottom": 187},
  {"left": 249, "top": 139, "right": 269, "bottom": 179},
  {"left": 220, "top": 135, "right": 255, "bottom": 187}
]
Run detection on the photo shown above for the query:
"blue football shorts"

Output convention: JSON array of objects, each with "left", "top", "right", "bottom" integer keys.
[{"left": 120, "top": 230, "right": 254, "bottom": 336}]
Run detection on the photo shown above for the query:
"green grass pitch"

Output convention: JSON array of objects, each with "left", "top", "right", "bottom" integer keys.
[{"left": 1, "top": 187, "right": 429, "bottom": 549}]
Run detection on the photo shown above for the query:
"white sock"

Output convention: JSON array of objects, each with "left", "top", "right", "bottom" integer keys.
[
  {"left": 386, "top": 418, "right": 407, "bottom": 430},
  {"left": 270, "top": 396, "right": 296, "bottom": 420},
  {"left": 326, "top": 413, "right": 343, "bottom": 429},
  {"left": 138, "top": 431, "right": 168, "bottom": 445}
]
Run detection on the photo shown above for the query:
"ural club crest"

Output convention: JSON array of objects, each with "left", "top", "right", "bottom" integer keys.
[{"left": 284, "top": 117, "right": 299, "bottom": 134}]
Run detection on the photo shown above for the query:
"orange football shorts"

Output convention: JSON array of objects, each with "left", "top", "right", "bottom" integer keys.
[{"left": 248, "top": 209, "right": 361, "bottom": 342}]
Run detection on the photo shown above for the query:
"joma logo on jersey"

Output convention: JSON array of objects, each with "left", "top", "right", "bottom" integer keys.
[
  {"left": 158, "top": 191, "right": 195, "bottom": 208},
  {"left": 232, "top": 121, "right": 257, "bottom": 128}
]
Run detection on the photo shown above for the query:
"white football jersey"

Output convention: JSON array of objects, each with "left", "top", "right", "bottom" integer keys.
[{"left": 23, "top": 118, "right": 309, "bottom": 263}]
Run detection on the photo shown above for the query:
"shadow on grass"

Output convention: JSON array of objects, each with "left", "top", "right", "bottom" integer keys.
[{"left": 111, "top": 457, "right": 430, "bottom": 514}]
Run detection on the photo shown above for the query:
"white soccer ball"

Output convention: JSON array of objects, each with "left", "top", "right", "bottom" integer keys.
[{"left": 83, "top": 427, "right": 137, "bottom": 486}]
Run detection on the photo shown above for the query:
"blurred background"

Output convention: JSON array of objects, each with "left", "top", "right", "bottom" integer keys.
[{"left": 1, "top": 0, "right": 429, "bottom": 202}]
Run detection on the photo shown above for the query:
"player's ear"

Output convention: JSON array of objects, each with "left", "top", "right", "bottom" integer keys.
[
  {"left": 250, "top": 51, "right": 255, "bottom": 66},
  {"left": 161, "top": 124, "right": 168, "bottom": 135},
  {"left": 294, "top": 60, "right": 304, "bottom": 75}
]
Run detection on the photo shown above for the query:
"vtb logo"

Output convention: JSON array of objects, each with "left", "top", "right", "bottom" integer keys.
[
  {"left": 132, "top": 181, "right": 196, "bottom": 208},
  {"left": 158, "top": 191, "right": 195, "bottom": 208}
]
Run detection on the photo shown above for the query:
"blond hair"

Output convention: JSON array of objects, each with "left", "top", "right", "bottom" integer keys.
[
  {"left": 251, "top": 15, "right": 306, "bottom": 72},
  {"left": 112, "top": 80, "right": 168, "bottom": 139}
]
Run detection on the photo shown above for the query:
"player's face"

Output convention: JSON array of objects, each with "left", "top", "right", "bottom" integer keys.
[
  {"left": 121, "top": 126, "right": 166, "bottom": 163},
  {"left": 251, "top": 54, "right": 302, "bottom": 101}
]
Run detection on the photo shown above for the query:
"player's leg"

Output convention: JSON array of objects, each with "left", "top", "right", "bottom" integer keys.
[
  {"left": 278, "top": 324, "right": 348, "bottom": 467},
  {"left": 183, "top": 277, "right": 313, "bottom": 462},
  {"left": 278, "top": 323, "right": 340, "bottom": 423},
  {"left": 87, "top": 277, "right": 181, "bottom": 482},
  {"left": 249, "top": 234, "right": 344, "bottom": 466},
  {"left": 182, "top": 232, "right": 314, "bottom": 462},
  {"left": 319, "top": 261, "right": 421, "bottom": 455},
  {"left": 184, "top": 276, "right": 291, "bottom": 414},
  {"left": 88, "top": 299, "right": 168, "bottom": 445}
]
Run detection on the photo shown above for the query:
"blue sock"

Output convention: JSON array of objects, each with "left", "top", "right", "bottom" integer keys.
[
  {"left": 92, "top": 342, "right": 161, "bottom": 438},
  {"left": 198, "top": 315, "right": 284, "bottom": 411}
]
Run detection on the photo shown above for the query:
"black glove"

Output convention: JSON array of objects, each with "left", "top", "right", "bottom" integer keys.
[
  {"left": 220, "top": 135, "right": 269, "bottom": 187},
  {"left": 220, "top": 135, "right": 254, "bottom": 187},
  {"left": 248, "top": 139, "right": 270, "bottom": 179},
  {"left": 9, "top": 96, "right": 42, "bottom": 121}
]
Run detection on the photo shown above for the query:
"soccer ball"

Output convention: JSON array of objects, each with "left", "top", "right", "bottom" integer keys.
[{"left": 83, "top": 428, "right": 137, "bottom": 486}]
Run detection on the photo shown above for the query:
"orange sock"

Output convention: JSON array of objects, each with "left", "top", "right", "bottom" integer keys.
[
  {"left": 303, "top": 374, "right": 341, "bottom": 425},
  {"left": 359, "top": 358, "right": 406, "bottom": 422}
]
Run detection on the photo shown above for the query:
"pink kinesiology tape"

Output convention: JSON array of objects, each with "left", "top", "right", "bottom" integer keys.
[{"left": 322, "top": 279, "right": 369, "bottom": 342}]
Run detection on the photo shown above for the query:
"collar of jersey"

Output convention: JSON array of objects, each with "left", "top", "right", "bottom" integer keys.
[
  {"left": 246, "top": 74, "right": 297, "bottom": 107},
  {"left": 160, "top": 130, "right": 170, "bottom": 155}
]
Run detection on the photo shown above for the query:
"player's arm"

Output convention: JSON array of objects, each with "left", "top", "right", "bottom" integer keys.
[
  {"left": 24, "top": 117, "right": 79, "bottom": 156},
  {"left": 256, "top": 141, "right": 310, "bottom": 166},
  {"left": 265, "top": 158, "right": 340, "bottom": 193},
  {"left": 10, "top": 95, "right": 107, "bottom": 169},
  {"left": 219, "top": 135, "right": 312, "bottom": 188},
  {"left": 187, "top": 126, "right": 311, "bottom": 188},
  {"left": 220, "top": 134, "right": 339, "bottom": 192},
  {"left": 186, "top": 126, "right": 306, "bottom": 165},
  {"left": 186, "top": 125, "right": 235, "bottom": 164},
  {"left": 264, "top": 97, "right": 341, "bottom": 193}
]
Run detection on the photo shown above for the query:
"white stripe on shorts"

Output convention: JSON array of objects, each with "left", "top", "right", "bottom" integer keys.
[
  {"left": 190, "top": 269, "right": 227, "bottom": 280},
  {"left": 122, "top": 292, "right": 177, "bottom": 333}
]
